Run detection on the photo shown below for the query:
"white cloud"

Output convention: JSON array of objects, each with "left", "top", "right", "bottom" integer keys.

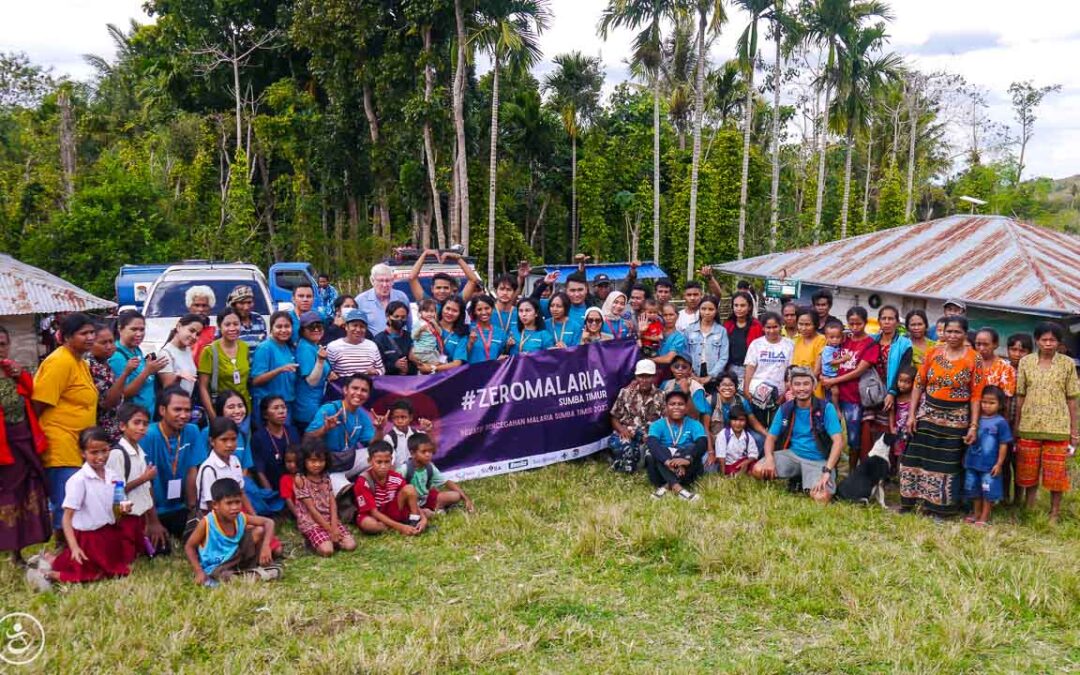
[{"left": 4, "top": 0, "right": 1079, "bottom": 177}]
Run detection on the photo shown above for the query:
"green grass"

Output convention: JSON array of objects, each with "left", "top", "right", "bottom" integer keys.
[{"left": 5, "top": 459, "right": 1080, "bottom": 673}]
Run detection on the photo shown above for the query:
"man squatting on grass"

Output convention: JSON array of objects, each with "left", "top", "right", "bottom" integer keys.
[{"left": 752, "top": 367, "right": 845, "bottom": 502}]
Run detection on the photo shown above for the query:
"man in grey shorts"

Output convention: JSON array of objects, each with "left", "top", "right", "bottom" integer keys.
[{"left": 752, "top": 367, "right": 844, "bottom": 502}]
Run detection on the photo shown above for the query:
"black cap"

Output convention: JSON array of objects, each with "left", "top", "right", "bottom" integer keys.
[{"left": 593, "top": 274, "right": 611, "bottom": 286}]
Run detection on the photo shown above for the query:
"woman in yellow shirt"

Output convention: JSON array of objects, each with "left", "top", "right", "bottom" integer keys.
[
  {"left": 31, "top": 313, "right": 99, "bottom": 534},
  {"left": 790, "top": 308, "right": 826, "bottom": 398}
]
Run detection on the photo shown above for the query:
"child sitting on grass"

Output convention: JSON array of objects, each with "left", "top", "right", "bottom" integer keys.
[
  {"left": 184, "top": 478, "right": 279, "bottom": 586},
  {"left": 293, "top": 440, "right": 356, "bottom": 556},
  {"left": 355, "top": 441, "right": 426, "bottom": 536},
  {"left": 378, "top": 399, "right": 433, "bottom": 467},
  {"left": 400, "top": 433, "right": 474, "bottom": 515},
  {"left": 964, "top": 386, "right": 1012, "bottom": 527},
  {"left": 107, "top": 403, "right": 166, "bottom": 556},
  {"left": 27, "top": 428, "right": 138, "bottom": 591},
  {"left": 707, "top": 404, "right": 759, "bottom": 476},
  {"left": 279, "top": 445, "right": 301, "bottom": 519}
]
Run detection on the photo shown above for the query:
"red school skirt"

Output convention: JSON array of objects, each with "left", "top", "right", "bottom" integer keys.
[{"left": 51, "top": 525, "right": 137, "bottom": 583}]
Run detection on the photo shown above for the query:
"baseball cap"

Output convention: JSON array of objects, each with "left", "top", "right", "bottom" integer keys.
[
  {"left": 343, "top": 308, "right": 368, "bottom": 325},
  {"left": 226, "top": 285, "right": 254, "bottom": 305},
  {"left": 299, "top": 311, "right": 323, "bottom": 327},
  {"left": 634, "top": 359, "right": 657, "bottom": 376},
  {"left": 671, "top": 350, "right": 692, "bottom": 365},
  {"left": 593, "top": 274, "right": 611, "bottom": 286},
  {"left": 943, "top": 298, "right": 966, "bottom": 311}
]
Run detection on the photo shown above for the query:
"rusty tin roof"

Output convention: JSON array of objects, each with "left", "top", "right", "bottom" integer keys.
[
  {"left": 0, "top": 254, "right": 115, "bottom": 315},
  {"left": 714, "top": 215, "right": 1080, "bottom": 316}
]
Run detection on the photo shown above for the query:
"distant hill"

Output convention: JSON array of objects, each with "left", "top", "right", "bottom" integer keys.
[{"left": 1047, "top": 174, "right": 1080, "bottom": 205}]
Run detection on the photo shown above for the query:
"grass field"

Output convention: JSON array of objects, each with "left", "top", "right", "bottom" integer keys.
[{"left": 5, "top": 458, "right": 1080, "bottom": 673}]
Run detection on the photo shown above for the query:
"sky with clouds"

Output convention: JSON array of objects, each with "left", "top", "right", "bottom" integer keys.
[{"left": 5, "top": 0, "right": 1079, "bottom": 179}]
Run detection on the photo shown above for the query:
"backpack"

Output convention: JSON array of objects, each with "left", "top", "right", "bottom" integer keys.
[
  {"left": 775, "top": 398, "right": 843, "bottom": 459},
  {"left": 403, "top": 458, "right": 434, "bottom": 492},
  {"left": 859, "top": 368, "right": 887, "bottom": 408}
]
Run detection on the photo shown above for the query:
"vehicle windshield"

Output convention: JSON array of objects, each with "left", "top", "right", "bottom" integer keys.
[{"left": 144, "top": 278, "right": 270, "bottom": 318}]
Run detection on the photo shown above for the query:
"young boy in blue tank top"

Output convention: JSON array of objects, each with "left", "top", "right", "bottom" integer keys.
[{"left": 184, "top": 477, "right": 279, "bottom": 586}]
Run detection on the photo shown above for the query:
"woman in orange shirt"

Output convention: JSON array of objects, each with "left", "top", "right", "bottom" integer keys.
[{"left": 900, "top": 316, "right": 985, "bottom": 517}]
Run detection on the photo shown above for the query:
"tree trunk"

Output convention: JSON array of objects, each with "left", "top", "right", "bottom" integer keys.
[
  {"left": 362, "top": 82, "right": 391, "bottom": 238},
  {"left": 839, "top": 127, "right": 854, "bottom": 239},
  {"left": 738, "top": 66, "right": 754, "bottom": 259},
  {"left": 861, "top": 121, "right": 874, "bottom": 232},
  {"left": 452, "top": 0, "right": 470, "bottom": 251},
  {"left": 232, "top": 36, "right": 243, "bottom": 156},
  {"left": 487, "top": 54, "right": 500, "bottom": 285},
  {"left": 653, "top": 75, "right": 661, "bottom": 264},
  {"left": 422, "top": 26, "right": 445, "bottom": 249},
  {"left": 905, "top": 88, "right": 918, "bottom": 222},
  {"left": 769, "top": 21, "right": 783, "bottom": 253},
  {"left": 687, "top": 11, "right": 706, "bottom": 278},
  {"left": 57, "top": 89, "right": 76, "bottom": 209},
  {"left": 812, "top": 83, "right": 832, "bottom": 244},
  {"left": 571, "top": 132, "right": 578, "bottom": 254}
]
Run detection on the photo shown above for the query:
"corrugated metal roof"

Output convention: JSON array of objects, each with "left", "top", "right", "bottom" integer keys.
[
  {"left": 0, "top": 254, "right": 115, "bottom": 315},
  {"left": 713, "top": 215, "right": 1080, "bottom": 316}
]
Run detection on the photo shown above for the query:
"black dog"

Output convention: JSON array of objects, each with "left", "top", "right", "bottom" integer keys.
[{"left": 836, "top": 433, "right": 893, "bottom": 506}]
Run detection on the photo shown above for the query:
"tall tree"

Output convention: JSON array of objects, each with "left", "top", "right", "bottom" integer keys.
[
  {"left": 452, "top": 0, "right": 472, "bottom": 249},
  {"left": 543, "top": 52, "right": 603, "bottom": 255},
  {"left": 801, "top": 0, "right": 891, "bottom": 243},
  {"left": 660, "top": 14, "right": 697, "bottom": 150},
  {"left": 682, "top": 0, "right": 726, "bottom": 277},
  {"left": 1008, "top": 80, "right": 1061, "bottom": 186},
  {"left": 599, "top": 0, "right": 674, "bottom": 264},
  {"left": 474, "top": 0, "right": 550, "bottom": 283},
  {"left": 831, "top": 21, "right": 899, "bottom": 238},
  {"left": 733, "top": 0, "right": 773, "bottom": 259}
]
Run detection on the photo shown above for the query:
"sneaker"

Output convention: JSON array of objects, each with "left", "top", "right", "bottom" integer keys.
[
  {"left": 26, "top": 567, "right": 52, "bottom": 592},
  {"left": 651, "top": 487, "right": 667, "bottom": 500},
  {"left": 678, "top": 489, "right": 700, "bottom": 502}
]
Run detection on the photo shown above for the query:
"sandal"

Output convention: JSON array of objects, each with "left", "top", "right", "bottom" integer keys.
[
  {"left": 963, "top": 515, "right": 977, "bottom": 524},
  {"left": 651, "top": 487, "right": 667, "bottom": 500},
  {"left": 26, "top": 567, "right": 53, "bottom": 592},
  {"left": 678, "top": 489, "right": 700, "bottom": 502},
  {"left": 25, "top": 553, "right": 51, "bottom": 572},
  {"left": 972, "top": 520, "right": 989, "bottom": 528},
  {"left": 242, "top": 564, "right": 283, "bottom": 582}
]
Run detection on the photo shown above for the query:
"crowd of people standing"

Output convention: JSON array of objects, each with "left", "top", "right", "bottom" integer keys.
[{"left": 2, "top": 253, "right": 1077, "bottom": 590}]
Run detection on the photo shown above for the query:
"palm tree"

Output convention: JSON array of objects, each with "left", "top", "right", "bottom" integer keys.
[
  {"left": 474, "top": 0, "right": 550, "bottom": 284},
  {"left": 801, "top": 0, "right": 891, "bottom": 243},
  {"left": 733, "top": 0, "right": 774, "bottom": 260},
  {"left": 707, "top": 59, "right": 745, "bottom": 127},
  {"left": 661, "top": 13, "right": 697, "bottom": 150},
  {"left": 768, "top": 1, "right": 799, "bottom": 251},
  {"left": 831, "top": 21, "right": 900, "bottom": 238},
  {"left": 543, "top": 52, "right": 604, "bottom": 256},
  {"left": 682, "top": 0, "right": 726, "bottom": 278},
  {"left": 599, "top": 0, "right": 674, "bottom": 266}
]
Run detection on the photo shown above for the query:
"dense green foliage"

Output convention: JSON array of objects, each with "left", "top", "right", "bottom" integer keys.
[{"left": 0, "top": 1, "right": 1074, "bottom": 298}]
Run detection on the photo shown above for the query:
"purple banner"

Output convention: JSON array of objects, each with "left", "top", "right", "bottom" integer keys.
[{"left": 369, "top": 340, "right": 639, "bottom": 480}]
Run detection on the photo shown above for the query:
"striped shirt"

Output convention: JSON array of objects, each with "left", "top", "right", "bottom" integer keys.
[
  {"left": 354, "top": 470, "right": 406, "bottom": 515},
  {"left": 326, "top": 338, "right": 385, "bottom": 377}
]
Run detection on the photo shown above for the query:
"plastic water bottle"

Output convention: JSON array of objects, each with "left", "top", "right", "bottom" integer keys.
[{"left": 112, "top": 480, "right": 127, "bottom": 518}]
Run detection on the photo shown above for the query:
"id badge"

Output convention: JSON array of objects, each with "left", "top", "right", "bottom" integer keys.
[
  {"left": 668, "top": 446, "right": 679, "bottom": 456},
  {"left": 167, "top": 479, "right": 182, "bottom": 500},
  {"left": 439, "top": 354, "right": 448, "bottom": 364},
  {"left": 233, "top": 369, "right": 242, "bottom": 385}
]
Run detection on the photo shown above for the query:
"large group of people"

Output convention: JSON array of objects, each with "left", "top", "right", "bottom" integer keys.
[{"left": 2, "top": 253, "right": 1077, "bottom": 591}]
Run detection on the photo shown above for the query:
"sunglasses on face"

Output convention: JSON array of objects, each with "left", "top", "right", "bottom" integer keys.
[
  {"left": 585, "top": 318, "right": 602, "bottom": 324},
  {"left": 672, "top": 362, "right": 689, "bottom": 369}
]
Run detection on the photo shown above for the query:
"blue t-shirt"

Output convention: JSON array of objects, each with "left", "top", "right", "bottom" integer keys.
[
  {"left": 465, "top": 325, "right": 509, "bottom": 363},
  {"left": 294, "top": 338, "right": 328, "bottom": 424},
  {"left": 510, "top": 328, "right": 555, "bottom": 355},
  {"left": 548, "top": 319, "right": 582, "bottom": 347},
  {"left": 601, "top": 317, "right": 634, "bottom": 340},
  {"left": 142, "top": 422, "right": 207, "bottom": 515},
  {"left": 658, "top": 331, "right": 687, "bottom": 357},
  {"left": 109, "top": 342, "right": 156, "bottom": 414},
  {"left": 306, "top": 401, "right": 374, "bottom": 453},
  {"left": 647, "top": 417, "right": 708, "bottom": 447},
  {"left": 965, "top": 415, "right": 1013, "bottom": 472},
  {"left": 492, "top": 307, "right": 518, "bottom": 335},
  {"left": 440, "top": 328, "right": 469, "bottom": 363},
  {"left": 251, "top": 339, "right": 298, "bottom": 405},
  {"left": 769, "top": 401, "right": 843, "bottom": 461},
  {"left": 660, "top": 379, "right": 712, "bottom": 416}
]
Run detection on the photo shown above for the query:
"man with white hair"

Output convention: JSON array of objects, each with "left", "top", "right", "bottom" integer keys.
[
  {"left": 354, "top": 263, "right": 410, "bottom": 335},
  {"left": 186, "top": 285, "right": 218, "bottom": 362}
]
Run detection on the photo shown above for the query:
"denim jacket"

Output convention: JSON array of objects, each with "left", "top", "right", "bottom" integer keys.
[{"left": 684, "top": 321, "right": 729, "bottom": 380}]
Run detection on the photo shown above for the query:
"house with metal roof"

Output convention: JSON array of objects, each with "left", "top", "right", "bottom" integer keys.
[
  {"left": 0, "top": 254, "right": 115, "bottom": 366},
  {"left": 713, "top": 215, "right": 1080, "bottom": 342}
]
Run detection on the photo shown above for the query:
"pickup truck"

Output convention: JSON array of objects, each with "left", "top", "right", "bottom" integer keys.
[
  {"left": 126, "top": 263, "right": 276, "bottom": 355},
  {"left": 116, "top": 261, "right": 325, "bottom": 315}
]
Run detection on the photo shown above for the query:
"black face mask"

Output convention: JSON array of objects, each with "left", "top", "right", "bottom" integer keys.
[{"left": 388, "top": 318, "right": 406, "bottom": 330}]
